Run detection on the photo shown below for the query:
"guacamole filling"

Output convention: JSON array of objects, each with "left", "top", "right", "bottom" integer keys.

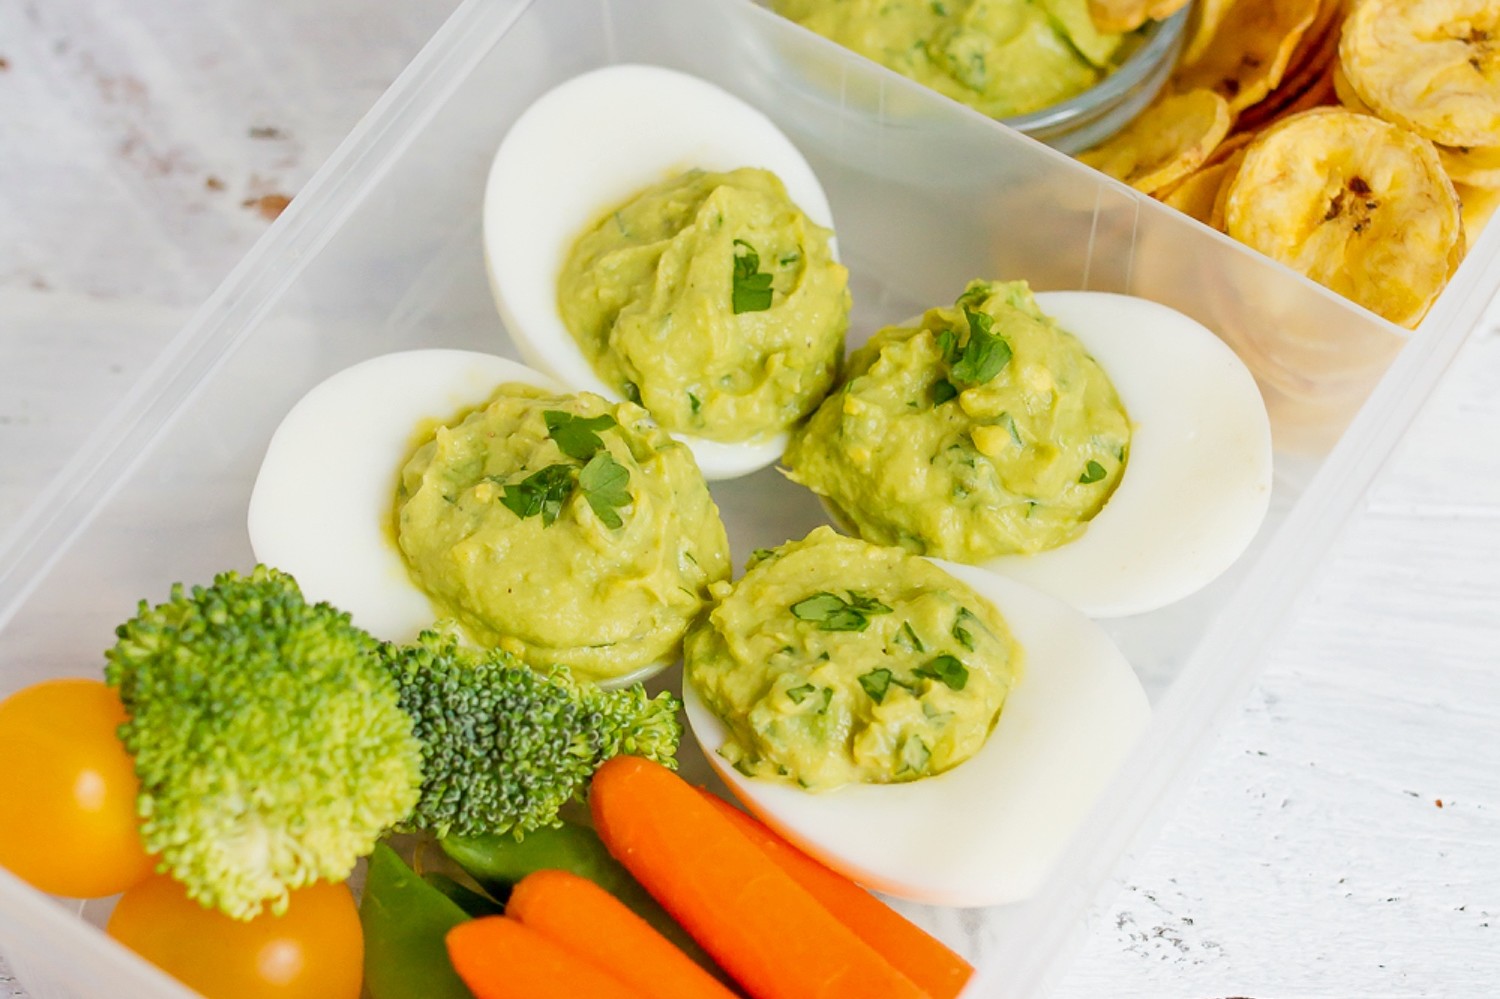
[
  {"left": 686, "top": 528, "right": 1019, "bottom": 790},
  {"left": 784, "top": 280, "right": 1130, "bottom": 561},
  {"left": 773, "top": 0, "right": 1127, "bottom": 118},
  {"left": 557, "top": 167, "right": 850, "bottom": 444},
  {"left": 395, "top": 384, "right": 731, "bottom": 682}
]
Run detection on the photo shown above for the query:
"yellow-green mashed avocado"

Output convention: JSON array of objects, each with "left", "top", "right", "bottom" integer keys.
[
  {"left": 784, "top": 280, "right": 1130, "bottom": 561},
  {"left": 557, "top": 167, "right": 850, "bottom": 444},
  {"left": 773, "top": 0, "right": 1126, "bottom": 118},
  {"left": 686, "top": 527, "right": 1020, "bottom": 790},
  {"left": 395, "top": 384, "right": 730, "bottom": 682}
]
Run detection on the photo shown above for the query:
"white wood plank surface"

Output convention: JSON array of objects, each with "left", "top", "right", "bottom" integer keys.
[{"left": 1, "top": 1, "right": 1497, "bottom": 996}]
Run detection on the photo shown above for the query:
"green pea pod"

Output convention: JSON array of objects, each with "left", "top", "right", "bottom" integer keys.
[
  {"left": 441, "top": 820, "right": 724, "bottom": 980},
  {"left": 360, "top": 843, "right": 473, "bottom": 999},
  {"left": 422, "top": 872, "right": 506, "bottom": 918}
]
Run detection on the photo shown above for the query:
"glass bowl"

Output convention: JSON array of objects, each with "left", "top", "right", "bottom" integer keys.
[{"left": 1004, "top": 7, "right": 1189, "bottom": 154}]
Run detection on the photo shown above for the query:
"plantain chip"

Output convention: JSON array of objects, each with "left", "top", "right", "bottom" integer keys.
[
  {"left": 1456, "top": 182, "right": 1500, "bottom": 241},
  {"left": 1161, "top": 158, "right": 1239, "bottom": 226},
  {"left": 1340, "top": 0, "right": 1500, "bottom": 148},
  {"left": 1207, "top": 146, "right": 1251, "bottom": 231},
  {"left": 1087, "top": 0, "right": 1190, "bottom": 35},
  {"left": 1182, "top": 0, "right": 1237, "bottom": 66},
  {"left": 1174, "top": 0, "right": 1321, "bottom": 114},
  {"left": 1438, "top": 143, "right": 1500, "bottom": 188},
  {"left": 1224, "top": 108, "right": 1464, "bottom": 327},
  {"left": 1080, "top": 88, "right": 1232, "bottom": 192}
]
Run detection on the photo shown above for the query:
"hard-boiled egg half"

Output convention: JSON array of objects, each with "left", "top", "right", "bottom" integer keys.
[
  {"left": 988, "top": 291, "right": 1273, "bottom": 616},
  {"left": 786, "top": 287, "right": 1273, "bottom": 617},
  {"left": 247, "top": 349, "right": 731, "bottom": 688},
  {"left": 683, "top": 538, "right": 1150, "bottom": 907},
  {"left": 484, "top": 63, "right": 845, "bottom": 480}
]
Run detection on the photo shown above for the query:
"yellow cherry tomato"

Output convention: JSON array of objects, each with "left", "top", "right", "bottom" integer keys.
[
  {"left": 0, "top": 678, "right": 153, "bottom": 897},
  {"left": 107, "top": 875, "right": 364, "bottom": 999}
]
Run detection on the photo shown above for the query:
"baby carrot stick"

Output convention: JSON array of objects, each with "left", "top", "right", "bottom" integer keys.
[
  {"left": 590, "top": 756, "right": 928, "bottom": 999},
  {"left": 445, "top": 916, "right": 647, "bottom": 999},
  {"left": 507, "top": 869, "right": 737, "bottom": 999},
  {"left": 697, "top": 790, "right": 973, "bottom": 999}
]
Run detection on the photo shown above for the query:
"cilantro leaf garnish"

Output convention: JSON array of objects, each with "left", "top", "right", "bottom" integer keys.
[
  {"left": 578, "top": 452, "right": 631, "bottom": 529},
  {"left": 500, "top": 464, "right": 575, "bottom": 527},
  {"left": 932, "top": 378, "right": 959, "bottom": 406},
  {"left": 731, "top": 239, "right": 774, "bottom": 314},
  {"left": 791, "top": 591, "right": 893, "bottom": 632},
  {"left": 901, "top": 735, "right": 931, "bottom": 774},
  {"left": 858, "top": 668, "right": 894, "bottom": 704},
  {"left": 952, "top": 608, "right": 978, "bottom": 651},
  {"left": 545, "top": 410, "right": 617, "bottom": 462},
  {"left": 950, "top": 307, "right": 1012, "bottom": 386},
  {"left": 1079, "top": 459, "right": 1107, "bottom": 484},
  {"left": 786, "top": 683, "right": 817, "bottom": 705},
  {"left": 914, "top": 654, "right": 969, "bottom": 691},
  {"left": 688, "top": 392, "right": 702, "bottom": 415},
  {"left": 896, "top": 620, "right": 926, "bottom": 653}
]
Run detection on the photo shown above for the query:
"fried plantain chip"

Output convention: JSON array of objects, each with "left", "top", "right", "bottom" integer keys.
[
  {"left": 1340, "top": 0, "right": 1500, "bottom": 148},
  {"left": 1080, "top": 88, "right": 1232, "bottom": 192},
  {"left": 1438, "top": 143, "right": 1500, "bottom": 188},
  {"left": 1174, "top": 0, "right": 1321, "bottom": 114},
  {"left": 1161, "top": 158, "right": 1239, "bottom": 225},
  {"left": 1456, "top": 181, "right": 1500, "bottom": 241},
  {"left": 1087, "top": 0, "right": 1191, "bottom": 35},
  {"left": 1224, "top": 109, "right": 1464, "bottom": 327}
]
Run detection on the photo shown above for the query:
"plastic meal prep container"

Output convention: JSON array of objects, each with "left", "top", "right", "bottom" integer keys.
[{"left": 0, "top": 0, "right": 1496, "bottom": 996}]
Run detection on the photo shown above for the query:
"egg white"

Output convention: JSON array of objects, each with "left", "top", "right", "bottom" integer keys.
[
  {"left": 247, "top": 350, "right": 556, "bottom": 648},
  {"left": 684, "top": 559, "right": 1150, "bottom": 907},
  {"left": 483, "top": 63, "right": 839, "bottom": 481},
  {"left": 981, "top": 292, "right": 1274, "bottom": 617}
]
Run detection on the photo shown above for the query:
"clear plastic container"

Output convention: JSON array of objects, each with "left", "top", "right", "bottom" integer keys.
[{"left": 0, "top": 0, "right": 1496, "bottom": 996}]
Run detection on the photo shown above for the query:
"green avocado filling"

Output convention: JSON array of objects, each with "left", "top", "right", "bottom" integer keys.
[
  {"left": 557, "top": 167, "right": 850, "bottom": 444},
  {"left": 772, "top": 0, "right": 1127, "bottom": 118},
  {"left": 395, "top": 384, "right": 730, "bottom": 682},
  {"left": 686, "top": 527, "right": 1020, "bottom": 790},
  {"left": 784, "top": 280, "right": 1130, "bottom": 561}
]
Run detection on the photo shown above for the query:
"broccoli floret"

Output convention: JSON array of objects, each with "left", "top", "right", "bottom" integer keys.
[
  {"left": 385, "top": 631, "right": 681, "bottom": 839},
  {"left": 105, "top": 566, "right": 423, "bottom": 920}
]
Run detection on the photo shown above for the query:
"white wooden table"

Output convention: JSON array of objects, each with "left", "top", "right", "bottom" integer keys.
[{"left": 2, "top": 1, "right": 1497, "bottom": 995}]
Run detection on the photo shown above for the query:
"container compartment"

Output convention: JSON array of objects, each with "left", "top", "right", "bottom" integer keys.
[{"left": 1, "top": 0, "right": 1496, "bottom": 996}]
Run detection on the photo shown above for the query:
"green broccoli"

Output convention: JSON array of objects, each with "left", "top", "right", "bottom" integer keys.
[
  {"left": 105, "top": 566, "right": 423, "bottom": 920},
  {"left": 384, "top": 631, "right": 681, "bottom": 839}
]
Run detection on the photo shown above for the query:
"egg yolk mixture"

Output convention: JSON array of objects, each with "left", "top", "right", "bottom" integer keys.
[
  {"left": 784, "top": 280, "right": 1130, "bottom": 561},
  {"left": 395, "top": 384, "right": 730, "bottom": 682},
  {"left": 686, "top": 527, "right": 1020, "bottom": 790},
  {"left": 772, "top": 0, "right": 1126, "bottom": 118},
  {"left": 557, "top": 167, "right": 850, "bottom": 444}
]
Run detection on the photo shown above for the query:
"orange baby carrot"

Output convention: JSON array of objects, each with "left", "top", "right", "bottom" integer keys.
[
  {"left": 698, "top": 790, "right": 973, "bottom": 999},
  {"left": 507, "top": 869, "right": 737, "bottom": 999},
  {"left": 445, "top": 915, "right": 647, "bottom": 999},
  {"left": 590, "top": 756, "right": 928, "bottom": 999}
]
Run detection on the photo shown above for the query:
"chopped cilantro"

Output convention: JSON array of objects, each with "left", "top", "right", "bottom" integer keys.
[
  {"left": 791, "top": 591, "right": 893, "bottom": 632},
  {"left": 786, "top": 683, "right": 817, "bottom": 705},
  {"left": 950, "top": 307, "right": 1012, "bottom": 386},
  {"left": 858, "top": 668, "right": 894, "bottom": 704},
  {"left": 914, "top": 654, "right": 968, "bottom": 691},
  {"left": 952, "top": 608, "right": 979, "bottom": 651},
  {"left": 932, "top": 378, "right": 959, "bottom": 405},
  {"left": 688, "top": 392, "right": 701, "bottom": 414},
  {"left": 578, "top": 452, "right": 631, "bottom": 529},
  {"left": 896, "top": 620, "right": 926, "bottom": 653},
  {"left": 499, "top": 463, "right": 575, "bottom": 527},
  {"left": 1079, "top": 459, "right": 1107, "bottom": 484},
  {"left": 544, "top": 410, "right": 617, "bottom": 462},
  {"left": 731, "top": 239, "right": 774, "bottom": 314},
  {"left": 901, "top": 736, "right": 932, "bottom": 774}
]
